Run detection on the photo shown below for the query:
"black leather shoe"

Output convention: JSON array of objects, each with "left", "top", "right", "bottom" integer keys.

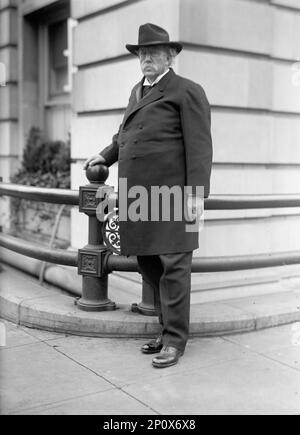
[
  {"left": 152, "top": 346, "right": 183, "bottom": 368},
  {"left": 141, "top": 335, "right": 163, "bottom": 354}
]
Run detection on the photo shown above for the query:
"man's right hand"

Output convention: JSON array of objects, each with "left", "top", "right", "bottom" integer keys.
[{"left": 83, "top": 154, "right": 107, "bottom": 170}]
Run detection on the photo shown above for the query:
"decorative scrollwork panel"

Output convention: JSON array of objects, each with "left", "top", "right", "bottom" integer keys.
[{"left": 102, "top": 210, "right": 121, "bottom": 255}]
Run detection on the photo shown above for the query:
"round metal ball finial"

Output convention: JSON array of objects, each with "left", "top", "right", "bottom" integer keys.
[{"left": 86, "top": 164, "right": 109, "bottom": 184}]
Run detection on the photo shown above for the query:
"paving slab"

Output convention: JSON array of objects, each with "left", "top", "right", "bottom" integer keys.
[
  {"left": 123, "top": 354, "right": 300, "bottom": 415},
  {"left": 11, "top": 389, "right": 157, "bottom": 416},
  {"left": 17, "top": 325, "right": 69, "bottom": 342},
  {"left": 0, "top": 341, "right": 114, "bottom": 415},
  {"left": 261, "top": 346, "right": 300, "bottom": 372},
  {"left": 1, "top": 320, "right": 300, "bottom": 415},
  {"left": 0, "top": 319, "right": 68, "bottom": 348},
  {"left": 44, "top": 335, "right": 252, "bottom": 388},
  {"left": 224, "top": 323, "right": 300, "bottom": 353},
  {"left": 0, "top": 319, "right": 39, "bottom": 349}
]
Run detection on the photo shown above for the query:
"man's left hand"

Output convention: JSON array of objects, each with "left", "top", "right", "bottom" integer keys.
[{"left": 186, "top": 195, "right": 204, "bottom": 222}]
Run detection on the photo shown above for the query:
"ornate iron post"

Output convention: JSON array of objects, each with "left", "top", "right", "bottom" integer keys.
[{"left": 77, "top": 165, "right": 116, "bottom": 311}]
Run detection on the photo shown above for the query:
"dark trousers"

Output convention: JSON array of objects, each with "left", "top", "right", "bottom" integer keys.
[{"left": 137, "top": 251, "right": 193, "bottom": 353}]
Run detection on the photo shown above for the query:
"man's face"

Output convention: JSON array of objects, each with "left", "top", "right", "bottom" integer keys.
[{"left": 138, "top": 46, "right": 169, "bottom": 83}]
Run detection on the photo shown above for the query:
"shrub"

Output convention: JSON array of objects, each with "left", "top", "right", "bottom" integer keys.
[
  {"left": 8, "top": 127, "right": 71, "bottom": 246},
  {"left": 12, "top": 127, "right": 71, "bottom": 188}
]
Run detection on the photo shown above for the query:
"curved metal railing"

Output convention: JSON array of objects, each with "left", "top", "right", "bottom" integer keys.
[
  {"left": 0, "top": 182, "right": 79, "bottom": 205},
  {"left": 2, "top": 183, "right": 300, "bottom": 209},
  {"left": 1, "top": 165, "right": 300, "bottom": 314},
  {"left": 0, "top": 233, "right": 78, "bottom": 266}
]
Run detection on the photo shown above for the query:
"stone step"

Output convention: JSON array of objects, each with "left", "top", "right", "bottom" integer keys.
[{"left": 1, "top": 265, "right": 300, "bottom": 338}]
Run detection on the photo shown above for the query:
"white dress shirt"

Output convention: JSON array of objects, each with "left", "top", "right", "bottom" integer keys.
[{"left": 143, "top": 68, "right": 170, "bottom": 87}]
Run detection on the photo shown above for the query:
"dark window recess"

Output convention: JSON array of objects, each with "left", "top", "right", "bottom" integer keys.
[{"left": 48, "top": 20, "right": 68, "bottom": 97}]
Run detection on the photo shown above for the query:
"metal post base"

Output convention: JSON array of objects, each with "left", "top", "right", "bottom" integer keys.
[
  {"left": 75, "top": 298, "right": 116, "bottom": 312},
  {"left": 131, "top": 302, "right": 157, "bottom": 316}
]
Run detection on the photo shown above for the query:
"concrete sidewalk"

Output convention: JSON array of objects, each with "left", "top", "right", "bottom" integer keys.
[
  {"left": 1, "top": 318, "right": 300, "bottom": 415},
  {"left": 1, "top": 265, "right": 300, "bottom": 414}
]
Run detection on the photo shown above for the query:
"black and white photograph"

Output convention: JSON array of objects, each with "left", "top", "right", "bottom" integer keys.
[{"left": 0, "top": 0, "right": 300, "bottom": 417}]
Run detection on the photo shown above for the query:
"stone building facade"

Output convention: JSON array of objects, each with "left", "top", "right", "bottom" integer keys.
[{"left": 1, "top": 0, "right": 300, "bottom": 299}]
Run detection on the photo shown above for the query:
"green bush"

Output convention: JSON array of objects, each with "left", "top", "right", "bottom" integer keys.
[
  {"left": 8, "top": 127, "right": 71, "bottom": 245},
  {"left": 12, "top": 127, "right": 71, "bottom": 188}
]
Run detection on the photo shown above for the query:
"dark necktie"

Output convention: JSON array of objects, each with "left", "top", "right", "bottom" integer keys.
[{"left": 142, "top": 84, "right": 154, "bottom": 98}]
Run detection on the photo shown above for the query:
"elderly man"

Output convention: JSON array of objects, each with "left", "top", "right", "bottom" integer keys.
[{"left": 84, "top": 23, "right": 213, "bottom": 368}]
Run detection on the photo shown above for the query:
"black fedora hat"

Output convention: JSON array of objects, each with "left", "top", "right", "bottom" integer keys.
[{"left": 126, "top": 23, "right": 182, "bottom": 56}]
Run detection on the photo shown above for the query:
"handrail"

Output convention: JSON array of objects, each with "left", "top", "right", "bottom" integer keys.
[
  {"left": 106, "top": 250, "right": 300, "bottom": 273},
  {"left": 1, "top": 182, "right": 300, "bottom": 209},
  {"left": 0, "top": 233, "right": 78, "bottom": 267},
  {"left": 206, "top": 194, "right": 300, "bottom": 209},
  {"left": 107, "top": 191, "right": 300, "bottom": 210},
  {"left": 1, "top": 232, "right": 300, "bottom": 272},
  {"left": 0, "top": 183, "right": 79, "bottom": 205},
  {"left": 1, "top": 173, "right": 300, "bottom": 315}
]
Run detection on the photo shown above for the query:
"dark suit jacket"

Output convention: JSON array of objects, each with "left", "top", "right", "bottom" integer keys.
[{"left": 100, "top": 69, "right": 213, "bottom": 256}]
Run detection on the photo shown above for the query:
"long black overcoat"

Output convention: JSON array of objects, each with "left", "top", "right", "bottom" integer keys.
[{"left": 100, "top": 69, "right": 213, "bottom": 256}]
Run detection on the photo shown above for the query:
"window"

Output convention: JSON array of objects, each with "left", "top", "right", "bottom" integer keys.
[
  {"left": 48, "top": 19, "right": 68, "bottom": 97},
  {"left": 21, "top": 0, "right": 73, "bottom": 142},
  {"left": 43, "top": 17, "right": 77, "bottom": 103}
]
